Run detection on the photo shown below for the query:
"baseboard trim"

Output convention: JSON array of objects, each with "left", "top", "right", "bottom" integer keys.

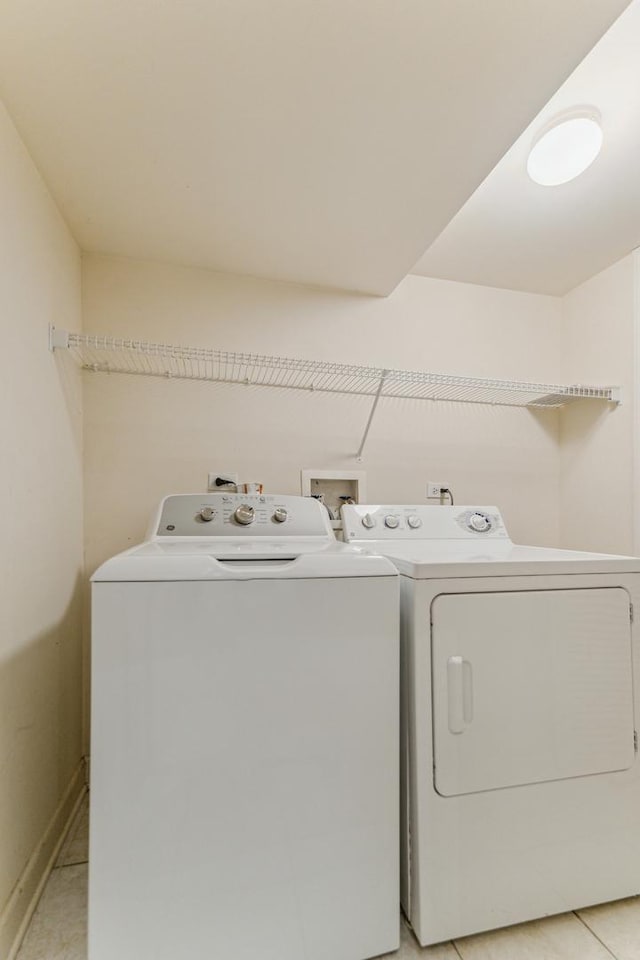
[{"left": 1, "top": 762, "right": 87, "bottom": 960}]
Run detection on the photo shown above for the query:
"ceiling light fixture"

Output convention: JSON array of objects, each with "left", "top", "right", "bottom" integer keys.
[{"left": 527, "top": 110, "right": 603, "bottom": 186}]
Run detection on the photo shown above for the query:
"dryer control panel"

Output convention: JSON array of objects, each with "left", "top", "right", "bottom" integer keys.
[
  {"left": 150, "top": 494, "right": 333, "bottom": 538},
  {"left": 341, "top": 504, "right": 510, "bottom": 541}
]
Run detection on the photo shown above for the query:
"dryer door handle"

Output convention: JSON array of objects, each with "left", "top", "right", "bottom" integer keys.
[{"left": 447, "top": 656, "right": 474, "bottom": 734}]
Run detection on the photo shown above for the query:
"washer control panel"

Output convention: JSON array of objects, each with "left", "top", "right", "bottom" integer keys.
[
  {"left": 342, "top": 504, "right": 509, "bottom": 541},
  {"left": 153, "top": 494, "right": 331, "bottom": 538}
]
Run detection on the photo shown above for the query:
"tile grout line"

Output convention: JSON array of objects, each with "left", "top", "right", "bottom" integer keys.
[
  {"left": 573, "top": 911, "right": 619, "bottom": 959},
  {"left": 451, "top": 939, "right": 465, "bottom": 959},
  {"left": 54, "top": 859, "right": 89, "bottom": 870}
]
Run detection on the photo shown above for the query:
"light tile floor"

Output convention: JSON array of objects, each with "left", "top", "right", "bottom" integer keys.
[
  {"left": 15, "top": 794, "right": 640, "bottom": 959},
  {"left": 16, "top": 793, "right": 89, "bottom": 960}
]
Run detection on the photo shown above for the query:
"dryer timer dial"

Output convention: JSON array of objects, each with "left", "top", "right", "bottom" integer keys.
[{"left": 468, "top": 512, "right": 491, "bottom": 533}]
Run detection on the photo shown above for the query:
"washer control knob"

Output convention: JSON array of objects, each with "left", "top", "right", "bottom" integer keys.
[
  {"left": 469, "top": 512, "right": 491, "bottom": 533},
  {"left": 407, "top": 515, "right": 422, "bottom": 529},
  {"left": 234, "top": 504, "right": 255, "bottom": 525},
  {"left": 384, "top": 515, "right": 400, "bottom": 529},
  {"left": 361, "top": 513, "right": 376, "bottom": 529},
  {"left": 199, "top": 506, "right": 215, "bottom": 522},
  {"left": 273, "top": 507, "right": 288, "bottom": 523}
]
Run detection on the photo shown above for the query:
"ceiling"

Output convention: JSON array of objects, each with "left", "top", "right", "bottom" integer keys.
[
  {"left": 412, "top": 0, "right": 640, "bottom": 296},
  {"left": 0, "top": 1, "right": 630, "bottom": 296}
]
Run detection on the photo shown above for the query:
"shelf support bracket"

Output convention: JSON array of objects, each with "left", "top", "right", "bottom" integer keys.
[
  {"left": 356, "top": 370, "right": 388, "bottom": 461},
  {"left": 49, "top": 325, "right": 69, "bottom": 351}
]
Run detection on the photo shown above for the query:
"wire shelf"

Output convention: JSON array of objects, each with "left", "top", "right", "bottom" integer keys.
[
  {"left": 51, "top": 328, "right": 620, "bottom": 409},
  {"left": 50, "top": 326, "right": 621, "bottom": 459}
]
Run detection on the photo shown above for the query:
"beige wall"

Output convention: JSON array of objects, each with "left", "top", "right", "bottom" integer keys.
[
  {"left": 82, "top": 254, "right": 564, "bottom": 577},
  {"left": 0, "top": 101, "right": 84, "bottom": 958},
  {"left": 559, "top": 253, "right": 637, "bottom": 554}
]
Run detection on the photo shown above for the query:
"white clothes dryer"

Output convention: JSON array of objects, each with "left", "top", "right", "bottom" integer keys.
[
  {"left": 90, "top": 494, "right": 399, "bottom": 960},
  {"left": 342, "top": 503, "right": 640, "bottom": 946}
]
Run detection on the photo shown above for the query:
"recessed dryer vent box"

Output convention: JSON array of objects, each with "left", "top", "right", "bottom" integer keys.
[{"left": 300, "top": 470, "right": 366, "bottom": 536}]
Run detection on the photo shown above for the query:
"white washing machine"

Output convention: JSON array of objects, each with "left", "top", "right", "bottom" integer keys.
[
  {"left": 90, "top": 493, "right": 399, "bottom": 960},
  {"left": 342, "top": 503, "right": 640, "bottom": 946}
]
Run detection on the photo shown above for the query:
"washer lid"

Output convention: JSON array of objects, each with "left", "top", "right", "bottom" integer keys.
[
  {"left": 92, "top": 539, "right": 397, "bottom": 581},
  {"left": 94, "top": 492, "right": 397, "bottom": 580}
]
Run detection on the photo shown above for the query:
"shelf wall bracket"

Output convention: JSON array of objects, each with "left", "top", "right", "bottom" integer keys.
[
  {"left": 356, "top": 370, "right": 388, "bottom": 461},
  {"left": 48, "top": 324, "right": 69, "bottom": 351}
]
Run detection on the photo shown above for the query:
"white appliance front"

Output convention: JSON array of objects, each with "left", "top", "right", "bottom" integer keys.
[
  {"left": 342, "top": 504, "right": 640, "bottom": 946},
  {"left": 90, "top": 495, "right": 399, "bottom": 960},
  {"left": 432, "top": 587, "right": 634, "bottom": 796}
]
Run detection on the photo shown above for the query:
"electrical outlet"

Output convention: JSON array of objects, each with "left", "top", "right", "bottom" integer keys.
[
  {"left": 427, "top": 481, "right": 448, "bottom": 499},
  {"left": 208, "top": 471, "right": 238, "bottom": 491}
]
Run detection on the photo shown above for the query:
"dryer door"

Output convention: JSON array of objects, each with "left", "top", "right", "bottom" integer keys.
[{"left": 431, "top": 588, "right": 635, "bottom": 797}]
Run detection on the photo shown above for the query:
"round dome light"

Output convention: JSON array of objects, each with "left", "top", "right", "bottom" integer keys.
[{"left": 527, "top": 113, "right": 603, "bottom": 186}]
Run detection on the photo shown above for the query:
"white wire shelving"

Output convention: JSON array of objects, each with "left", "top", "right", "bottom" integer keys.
[{"left": 49, "top": 326, "right": 622, "bottom": 459}]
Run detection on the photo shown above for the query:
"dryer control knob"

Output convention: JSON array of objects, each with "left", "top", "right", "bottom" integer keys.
[
  {"left": 273, "top": 507, "right": 288, "bottom": 523},
  {"left": 234, "top": 504, "right": 255, "bottom": 525},
  {"left": 469, "top": 512, "right": 491, "bottom": 532},
  {"left": 384, "top": 515, "right": 400, "bottom": 529},
  {"left": 361, "top": 513, "right": 376, "bottom": 529},
  {"left": 199, "top": 507, "right": 215, "bottom": 522},
  {"left": 407, "top": 515, "right": 422, "bottom": 529}
]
